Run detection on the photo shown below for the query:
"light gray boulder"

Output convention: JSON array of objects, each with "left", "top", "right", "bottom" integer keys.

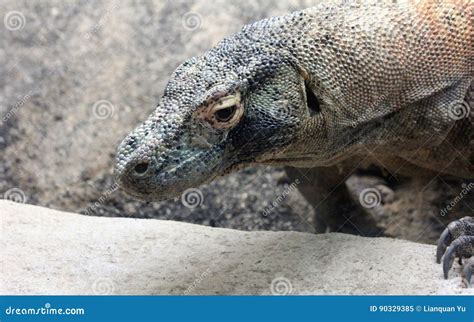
[{"left": 1, "top": 200, "right": 471, "bottom": 295}]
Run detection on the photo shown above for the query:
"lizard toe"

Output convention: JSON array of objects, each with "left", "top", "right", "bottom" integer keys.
[{"left": 437, "top": 217, "right": 474, "bottom": 282}]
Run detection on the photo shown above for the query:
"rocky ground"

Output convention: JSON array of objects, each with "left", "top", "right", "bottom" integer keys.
[{"left": 0, "top": 0, "right": 472, "bottom": 243}]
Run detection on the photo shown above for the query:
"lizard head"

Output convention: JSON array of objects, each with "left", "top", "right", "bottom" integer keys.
[{"left": 115, "top": 36, "right": 316, "bottom": 201}]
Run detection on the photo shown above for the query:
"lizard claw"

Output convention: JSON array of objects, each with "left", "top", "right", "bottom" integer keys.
[
  {"left": 442, "top": 239, "right": 459, "bottom": 279},
  {"left": 436, "top": 227, "right": 452, "bottom": 264},
  {"left": 436, "top": 217, "right": 474, "bottom": 283},
  {"left": 462, "top": 258, "right": 474, "bottom": 286}
]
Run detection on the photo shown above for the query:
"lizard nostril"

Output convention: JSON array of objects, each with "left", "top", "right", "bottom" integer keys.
[{"left": 134, "top": 162, "right": 149, "bottom": 175}]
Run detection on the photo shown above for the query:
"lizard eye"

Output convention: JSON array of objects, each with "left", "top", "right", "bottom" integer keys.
[
  {"left": 214, "top": 104, "right": 237, "bottom": 122},
  {"left": 198, "top": 93, "right": 244, "bottom": 129}
]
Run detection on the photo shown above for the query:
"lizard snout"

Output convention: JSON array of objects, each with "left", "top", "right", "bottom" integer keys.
[{"left": 115, "top": 158, "right": 157, "bottom": 196}]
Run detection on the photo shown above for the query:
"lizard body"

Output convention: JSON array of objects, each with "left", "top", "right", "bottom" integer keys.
[{"left": 115, "top": 0, "right": 473, "bottom": 282}]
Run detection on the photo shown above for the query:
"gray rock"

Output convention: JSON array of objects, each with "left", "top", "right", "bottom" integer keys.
[{"left": 1, "top": 200, "right": 472, "bottom": 295}]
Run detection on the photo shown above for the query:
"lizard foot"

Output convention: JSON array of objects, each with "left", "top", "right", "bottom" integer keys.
[{"left": 436, "top": 216, "right": 474, "bottom": 284}]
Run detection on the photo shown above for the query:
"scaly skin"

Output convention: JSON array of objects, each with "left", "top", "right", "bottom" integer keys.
[{"left": 115, "top": 1, "right": 473, "bottom": 283}]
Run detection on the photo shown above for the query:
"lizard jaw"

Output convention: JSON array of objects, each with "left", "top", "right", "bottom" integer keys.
[{"left": 114, "top": 139, "right": 226, "bottom": 201}]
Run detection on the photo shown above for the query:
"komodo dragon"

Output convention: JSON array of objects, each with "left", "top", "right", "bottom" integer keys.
[{"left": 114, "top": 0, "right": 473, "bottom": 283}]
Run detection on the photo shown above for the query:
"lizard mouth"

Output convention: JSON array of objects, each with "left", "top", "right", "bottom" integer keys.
[{"left": 264, "top": 156, "right": 315, "bottom": 164}]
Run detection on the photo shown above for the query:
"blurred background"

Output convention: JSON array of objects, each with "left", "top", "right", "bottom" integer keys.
[{"left": 1, "top": 0, "right": 471, "bottom": 243}]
